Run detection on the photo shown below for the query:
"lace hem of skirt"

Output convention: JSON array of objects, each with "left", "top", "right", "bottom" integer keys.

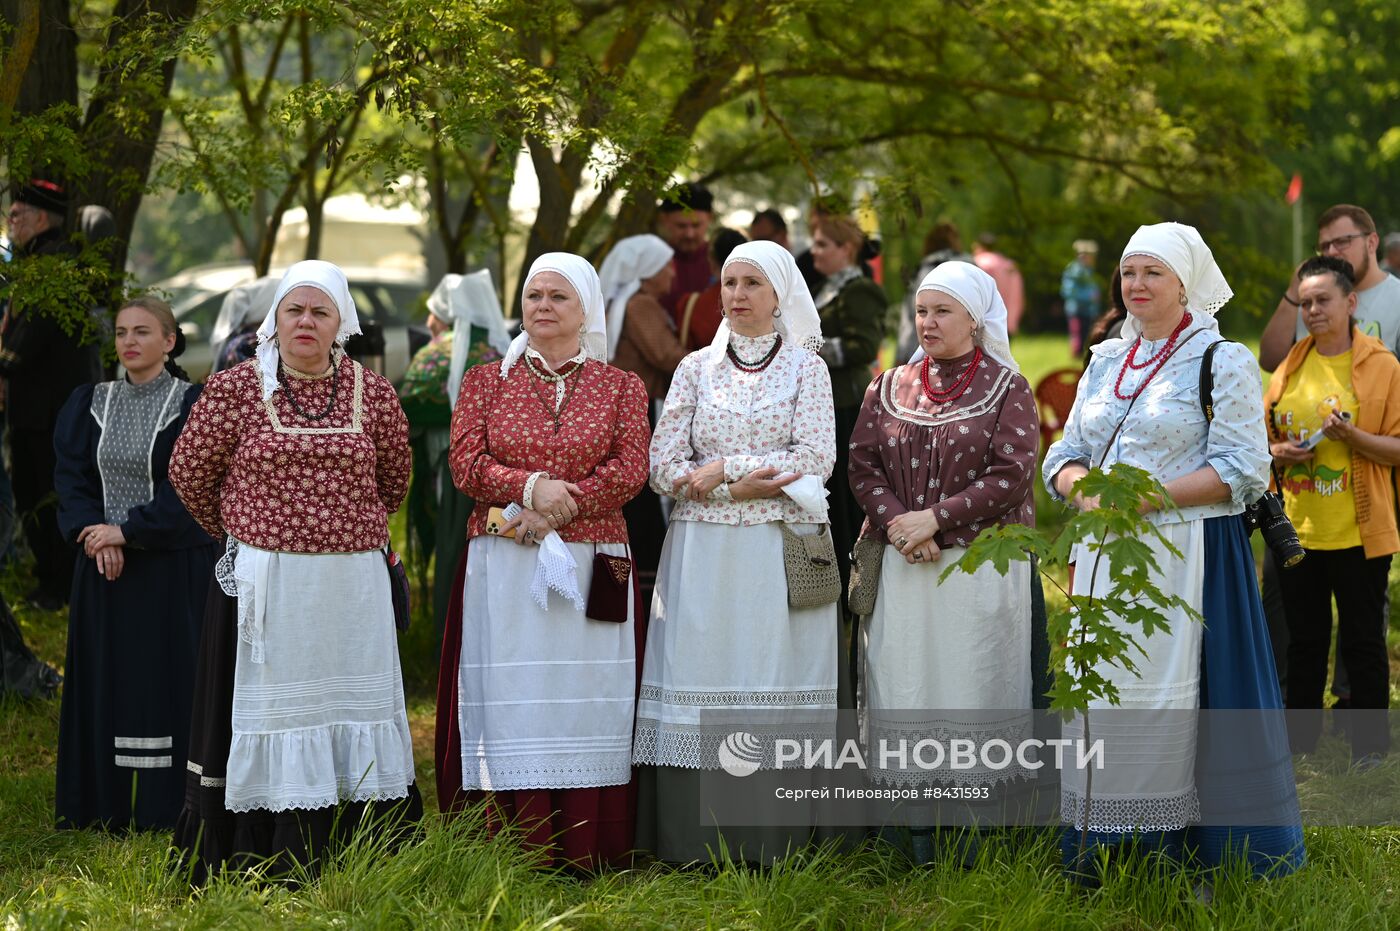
[
  {"left": 632, "top": 720, "right": 837, "bottom": 770},
  {"left": 459, "top": 751, "right": 632, "bottom": 791},
  {"left": 224, "top": 720, "right": 415, "bottom": 814},
  {"left": 1059, "top": 786, "right": 1202, "bottom": 833},
  {"left": 865, "top": 718, "right": 1034, "bottom": 788},
  {"left": 224, "top": 783, "right": 411, "bottom": 814}
]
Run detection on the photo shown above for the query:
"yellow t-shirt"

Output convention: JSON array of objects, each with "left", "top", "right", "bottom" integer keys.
[{"left": 1272, "top": 349, "right": 1360, "bottom": 549}]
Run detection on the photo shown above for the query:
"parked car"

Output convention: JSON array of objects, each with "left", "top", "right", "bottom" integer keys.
[{"left": 152, "top": 262, "right": 431, "bottom": 383}]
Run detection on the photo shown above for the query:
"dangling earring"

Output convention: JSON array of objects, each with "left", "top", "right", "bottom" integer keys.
[
  {"left": 720, "top": 308, "right": 728, "bottom": 318},
  {"left": 772, "top": 308, "right": 783, "bottom": 318},
  {"left": 162, "top": 352, "right": 169, "bottom": 362},
  {"left": 1178, "top": 292, "right": 1188, "bottom": 307}
]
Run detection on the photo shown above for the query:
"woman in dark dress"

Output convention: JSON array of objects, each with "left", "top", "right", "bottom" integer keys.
[{"left": 53, "top": 296, "right": 218, "bottom": 831}]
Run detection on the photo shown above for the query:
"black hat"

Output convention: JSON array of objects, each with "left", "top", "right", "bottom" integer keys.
[
  {"left": 658, "top": 182, "right": 713, "bottom": 215},
  {"left": 13, "top": 178, "right": 68, "bottom": 214}
]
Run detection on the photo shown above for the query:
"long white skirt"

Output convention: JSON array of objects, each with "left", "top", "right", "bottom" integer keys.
[
  {"left": 457, "top": 535, "right": 636, "bottom": 790},
  {"left": 1061, "top": 520, "right": 1205, "bottom": 832},
  {"left": 633, "top": 520, "right": 839, "bottom": 770},
  {"left": 863, "top": 544, "right": 1032, "bottom": 787},
  {"left": 225, "top": 542, "right": 415, "bottom": 813}
]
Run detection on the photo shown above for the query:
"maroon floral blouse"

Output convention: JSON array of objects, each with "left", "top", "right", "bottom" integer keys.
[
  {"left": 168, "top": 357, "right": 410, "bottom": 553},
  {"left": 450, "top": 359, "right": 651, "bottom": 545},
  {"left": 848, "top": 350, "right": 1038, "bottom": 549}
]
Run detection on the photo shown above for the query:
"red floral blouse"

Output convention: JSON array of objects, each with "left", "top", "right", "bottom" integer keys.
[
  {"left": 168, "top": 358, "right": 410, "bottom": 553},
  {"left": 450, "top": 359, "right": 650, "bottom": 544}
]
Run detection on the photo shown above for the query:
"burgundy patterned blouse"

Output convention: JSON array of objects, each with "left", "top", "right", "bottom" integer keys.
[
  {"left": 450, "top": 359, "right": 650, "bottom": 545},
  {"left": 847, "top": 350, "right": 1038, "bottom": 549},
  {"left": 168, "top": 357, "right": 410, "bottom": 553}
]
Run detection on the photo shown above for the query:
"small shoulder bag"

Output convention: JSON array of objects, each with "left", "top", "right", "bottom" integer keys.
[{"left": 779, "top": 523, "right": 842, "bottom": 609}]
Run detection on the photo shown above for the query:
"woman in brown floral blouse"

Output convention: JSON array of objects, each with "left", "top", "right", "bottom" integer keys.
[
  {"left": 848, "top": 260, "right": 1038, "bottom": 862},
  {"left": 168, "top": 260, "right": 420, "bottom": 882},
  {"left": 434, "top": 252, "right": 651, "bottom": 870}
]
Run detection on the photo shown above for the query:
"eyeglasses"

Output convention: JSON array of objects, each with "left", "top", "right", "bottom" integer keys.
[
  {"left": 6, "top": 205, "right": 34, "bottom": 223},
  {"left": 1316, "top": 232, "right": 1366, "bottom": 255}
]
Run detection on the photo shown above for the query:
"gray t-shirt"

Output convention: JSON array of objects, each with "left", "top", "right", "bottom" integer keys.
[{"left": 1295, "top": 273, "right": 1400, "bottom": 355}]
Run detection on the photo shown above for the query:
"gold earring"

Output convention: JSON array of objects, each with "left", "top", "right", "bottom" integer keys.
[{"left": 1178, "top": 292, "right": 1188, "bottom": 307}]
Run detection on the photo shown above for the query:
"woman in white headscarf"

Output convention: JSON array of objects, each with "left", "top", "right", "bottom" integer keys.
[
  {"left": 399, "top": 271, "right": 510, "bottom": 632},
  {"left": 211, "top": 276, "right": 280, "bottom": 373},
  {"left": 168, "top": 260, "right": 419, "bottom": 882},
  {"left": 1044, "top": 222, "right": 1304, "bottom": 883},
  {"left": 435, "top": 252, "right": 651, "bottom": 870},
  {"left": 846, "top": 261, "right": 1038, "bottom": 863},
  {"left": 634, "top": 240, "right": 839, "bottom": 865}
]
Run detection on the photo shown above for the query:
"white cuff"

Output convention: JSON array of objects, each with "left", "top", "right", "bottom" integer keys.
[{"left": 523, "top": 471, "right": 548, "bottom": 510}]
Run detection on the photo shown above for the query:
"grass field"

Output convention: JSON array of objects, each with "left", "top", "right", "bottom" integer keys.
[{"left": 2, "top": 334, "right": 1398, "bottom": 929}]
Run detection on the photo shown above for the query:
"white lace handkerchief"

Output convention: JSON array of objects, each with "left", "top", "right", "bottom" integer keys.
[
  {"left": 531, "top": 532, "right": 584, "bottom": 611},
  {"left": 779, "top": 474, "right": 828, "bottom": 512}
]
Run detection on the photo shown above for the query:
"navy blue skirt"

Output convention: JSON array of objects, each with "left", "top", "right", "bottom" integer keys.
[{"left": 1063, "top": 514, "right": 1306, "bottom": 878}]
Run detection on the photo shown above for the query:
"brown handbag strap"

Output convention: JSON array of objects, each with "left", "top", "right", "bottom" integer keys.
[
  {"left": 678, "top": 291, "right": 701, "bottom": 347},
  {"left": 1094, "top": 328, "right": 1206, "bottom": 470}
]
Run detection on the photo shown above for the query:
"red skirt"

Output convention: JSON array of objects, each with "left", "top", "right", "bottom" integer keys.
[{"left": 434, "top": 540, "right": 645, "bottom": 869}]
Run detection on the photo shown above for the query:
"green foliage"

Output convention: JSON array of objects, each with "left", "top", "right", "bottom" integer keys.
[{"left": 946, "top": 464, "right": 1199, "bottom": 716}]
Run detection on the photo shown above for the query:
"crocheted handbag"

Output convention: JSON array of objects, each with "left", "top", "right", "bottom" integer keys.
[
  {"left": 778, "top": 522, "right": 841, "bottom": 609},
  {"left": 846, "top": 536, "right": 885, "bottom": 616}
]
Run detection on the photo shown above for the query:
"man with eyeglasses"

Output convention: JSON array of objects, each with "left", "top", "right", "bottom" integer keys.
[
  {"left": 1260, "top": 204, "right": 1400, "bottom": 372},
  {"left": 0, "top": 179, "right": 103, "bottom": 611},
  {"left": 1256, "top": 203, "right": 1400, "bottom": 723}
]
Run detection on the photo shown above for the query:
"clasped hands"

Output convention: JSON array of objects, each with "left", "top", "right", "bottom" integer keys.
[
  {"left": 77, "top": 523, "right": 125, "bottom": 581},
  {"left": 672, "top": 460, "right": 798, "bottom": 501},
  {"left": 504, "top": 478, "right": 582, "bottom": 546},
  {"left": 886, "top": 510, "right": 942, "bottom": 565}
]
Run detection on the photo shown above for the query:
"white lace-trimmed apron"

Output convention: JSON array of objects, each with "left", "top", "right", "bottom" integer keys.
[
  {"left": 457, "top": 534, "right": 637, "bottom": 790},
  {"left": 863, "top": 544, "right": 1033, "bottom": 787},
  {"left": 633, "top": 520, "right": 839, "bottom": 770},
  {"left": 217, "top": 538, "right": 416, "bottom": 813},
  {"left": 1060, "top": 520, "right": 1205, "bottom": 832}
]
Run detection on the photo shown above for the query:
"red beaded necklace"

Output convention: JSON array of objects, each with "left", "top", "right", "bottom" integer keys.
[
  {"left": 1113, "top": 312, "right": 1192, "bottom": 400},
  {"left": 920, "top": 348, "right": 983, "bottom": 405}
]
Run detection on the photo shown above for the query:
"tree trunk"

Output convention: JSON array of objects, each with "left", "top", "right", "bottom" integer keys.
[
  {"left": 0, "top": 0, "right": 42, "bottom": 113},
  {"left": 3, "top": 0, "right": 75, "bottom": 116},
  {"left": 79, "top": 0, "right": 200, "bottom": 272}
]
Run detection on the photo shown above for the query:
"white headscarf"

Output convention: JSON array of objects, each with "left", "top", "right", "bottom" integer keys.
[
  {"left": 210, "top": 275, "right": 279, "bottom": 350},
  {"left": 427, "top": 270, "right": 511, "bottom": 404},
  {"left": 598, "top": 234, "right": 674, "bottom": 361},
  {"left": 907, "top": 260, "right": 1019, "bottom": 372},
  {"left": 499, "top": 252, "right": 607, "bottom": 378},
  {"left": 710, "top": 240, "right": 823, "bottom": 369},
  {"left": 1118, "top": 221, "right": 1232, "bottom": 341},
  {"left": 254, "top": 260, "right": 361, "bottom": 401}
]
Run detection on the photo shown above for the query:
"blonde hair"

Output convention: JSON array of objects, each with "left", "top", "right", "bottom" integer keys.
[
  {"left": 117, "top": 295, "right": 178, "bottom": 336},
  {"left": 815, "top": 214, "right": 866, "bottom": 252}
]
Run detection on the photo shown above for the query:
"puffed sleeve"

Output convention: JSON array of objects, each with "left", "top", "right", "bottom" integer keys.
[
  {"left": 572, "top": 371, "right": 650, "bottom": 519},
  {"left": 1204, "top": 340, "right": 1270, "bottom": 506},
  {"left": 1042, "top": 357, "right": 1102, "bottom": 501},
  {"left": 934, "top": 374, "right": 1038, "bottom": 530},
  {"left": 449, "top": 365, "right": 533, "bottom": 504},
  {"left": 650, "top": 352, "right": 703, "bottom": 497},
  {"left": 53, "top": 385, "right": 105, "bottom": 544},
  {"left": 847, "top": 370, "right": 908, "bottom": 530},
  {"left": 121, "top": 385, "right": 216, "bottom": 549},
  {"left": 168, "top": 369, "right": 242, "bottom": 538},
  {"left": 720, "top": 354, "right": 837, "bottom": 482},
  {"left": 367, "top": 371, "right": 411, "bottom": 512}
]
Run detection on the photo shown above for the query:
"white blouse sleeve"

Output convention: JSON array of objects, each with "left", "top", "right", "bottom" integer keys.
[
  {"left": 1203, "top": 340, "right": 1270, "bottom": 505},
  {"left": 649, "top": 353, "right": 701, "bottom": 498},
  {"left": 1042, "top": 356, "right": 1103, "bottom": 500}
]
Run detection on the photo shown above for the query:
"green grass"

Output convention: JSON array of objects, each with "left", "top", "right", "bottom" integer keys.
[{"left": 4, "top": 368, "right": 1400, "bottom": 928}]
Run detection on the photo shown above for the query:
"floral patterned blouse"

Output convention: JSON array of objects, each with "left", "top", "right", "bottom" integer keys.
[
  {"left": 847, "top": 350, "right": 1037, "bottom": 549},
  {"left": 449, "top": 359, "right": 650, "bottom": 544},
  {"left": 168, "top": 357, "right": 411, "bottom": 553},
  {"left": 398, "top": 327, "right": 504, "bottom": 429},
  {"left": 651, "top": 332, "right": 836, "bottom": 526}
]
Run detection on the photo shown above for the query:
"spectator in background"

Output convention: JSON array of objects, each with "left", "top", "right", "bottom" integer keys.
[
  {"left": 1060, "top": 239, "right": 1101, "bottom": 356},
  {"left": 674, "top": 227, "right": 747, "bottom": 352},
  {"left": 971, "top": 232, "right": 1026, "bottom": 336},
  {"left": 812, "top": 214, "right": 887, "bottom": 590},
  {"left": 1381, "top": 232, "right": 1400, "bottom": 278},
  {"left": 897, "top": 221, "right": 973, "bottom": 361},
  {"left": 656, "top": 182, "right": 714, "bottom": 313},
  {"left": 211, "top": 277, "right": 280, "bottom": 374},
  {"left": 797, "top": 195, "right": 879, "bottom": 294},
  {"left": 0, "top": 179, "right": 103, "bottom": 610},
  {"left": 749, "top": 208, "right": 791, "bottom": 251}
]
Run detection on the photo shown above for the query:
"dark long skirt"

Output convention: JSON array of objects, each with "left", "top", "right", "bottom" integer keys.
[
  {"left": 56, "top": 542, "right": 217, "bottom": 831},
  {"left": 172, "top": 576, "right": 422, "bottom": 884},
  {"left": 435, "top": 542, "right": 645, "bottom": 869},
  {"left": 828, "top": 404, "right": 863, "bottom": 590},
  {"left": 1061, "top": 515, "right": 1305, "bottom": 879}
]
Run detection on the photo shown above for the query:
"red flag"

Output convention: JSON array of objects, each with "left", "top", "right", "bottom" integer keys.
[{"left": 1285, "top": 172, "right": 1303, "bottom": 205}]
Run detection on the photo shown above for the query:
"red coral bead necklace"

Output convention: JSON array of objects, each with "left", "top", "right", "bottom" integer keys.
[
  {"left": 920, "top": 348, "right": 982, "bottom": 404},
  {"left": 1113, "top": 312, "right": 1192, "bottom": 400}
]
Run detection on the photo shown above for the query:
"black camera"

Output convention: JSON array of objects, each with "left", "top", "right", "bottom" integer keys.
[{"left": 1243, "top": 491, "right": 1305, "bottom": 568}]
